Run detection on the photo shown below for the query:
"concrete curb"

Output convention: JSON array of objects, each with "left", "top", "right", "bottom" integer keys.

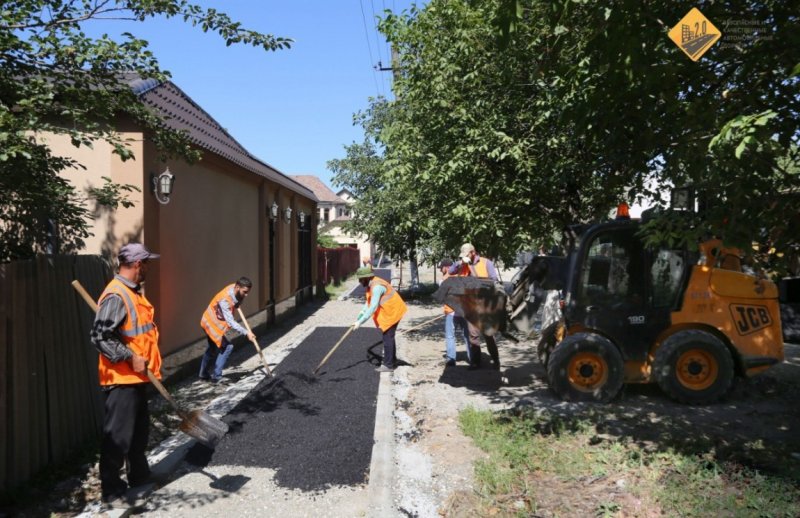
[{"left": 366, "top": 371, "right": 397, "bottom": 517}]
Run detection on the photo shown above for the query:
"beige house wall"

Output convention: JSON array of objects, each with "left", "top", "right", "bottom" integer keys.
[
  {"left": 142, "top": 149, "right": 262, "bottom": 354},
  {"left": 51, "top": 131, "right": 316, "bottom": 357},
  {"left": 40, "top": 129, "right": 146, "bottom": 256}
]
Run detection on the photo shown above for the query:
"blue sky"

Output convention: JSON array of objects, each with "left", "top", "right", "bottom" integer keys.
[{"left": 86, "top": 1, "right": 416, "bottom": 189}]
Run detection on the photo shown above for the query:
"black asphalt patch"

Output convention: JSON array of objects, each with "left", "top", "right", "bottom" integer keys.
[{"left": 185, "top": 326, "right": 383, "bottom": 491}]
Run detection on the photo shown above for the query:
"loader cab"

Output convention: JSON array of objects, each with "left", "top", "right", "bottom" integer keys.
[{"left": 564, "top": 220, "right": 694, "bottom": 364}]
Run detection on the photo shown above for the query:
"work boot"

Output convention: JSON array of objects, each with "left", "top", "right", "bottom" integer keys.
[
  {"left": 469, "top": 347, "right": 482, "bottom": 367},
  {"left": 375, "top": 365, "right": 394, "bottom": 373}
]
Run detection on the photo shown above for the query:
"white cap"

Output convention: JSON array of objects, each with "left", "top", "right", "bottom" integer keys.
[{"left": 460, "top": 243, "right": 475, "bottom": 257}]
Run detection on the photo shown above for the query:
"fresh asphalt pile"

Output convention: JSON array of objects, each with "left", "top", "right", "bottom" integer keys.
[{"left": 185, "top": 326, "right": 383, "bottom": 491}]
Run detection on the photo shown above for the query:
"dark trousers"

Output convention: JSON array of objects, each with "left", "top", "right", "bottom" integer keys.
[
  {"left": 467, "top": 322, "right": 500, "bottom": 367},
  {"left": 100, "top": 384, "right": 151, "bottom": 499},
  {"left": 382, "top": 323, "right": 399, "bottom": 367}
]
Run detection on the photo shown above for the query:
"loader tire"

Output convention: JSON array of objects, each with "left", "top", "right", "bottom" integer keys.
[
  {"left": 654, "top": 330, "right": 734, "bottom": 405},
  {"left": 547, "top": 333, "right": 624, "bottom": 403}
]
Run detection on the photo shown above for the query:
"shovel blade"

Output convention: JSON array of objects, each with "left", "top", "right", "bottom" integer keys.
[{"left": 180, "top": 409, "right": 229, "bottom": 449}]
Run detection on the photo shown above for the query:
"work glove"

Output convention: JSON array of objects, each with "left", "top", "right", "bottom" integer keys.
[{"left": 353, "top": 320, "right": 361, "bottom": 330}]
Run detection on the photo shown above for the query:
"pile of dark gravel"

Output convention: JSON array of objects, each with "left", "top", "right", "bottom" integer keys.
[{"left": 186, "top": 327, "right": 383, "bottom": 491}]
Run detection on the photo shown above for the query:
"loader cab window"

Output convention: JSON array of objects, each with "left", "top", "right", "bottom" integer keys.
[
  {"left": 579, "top": 229, "right": 644, "bottom": 307},
  {"left": 650, "top": 248, "right": 686, "bottom": 308}
]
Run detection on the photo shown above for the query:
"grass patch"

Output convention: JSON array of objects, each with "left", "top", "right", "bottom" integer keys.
[
  {"left": 323, "top": 275, "right": 354, "bottom": 299},
  {"left": 459, "top": 407, "right": 800, "bottom": 517}
]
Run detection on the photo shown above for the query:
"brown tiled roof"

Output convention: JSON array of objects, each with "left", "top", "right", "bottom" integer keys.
[
  {"left": 291, "top": 175, "right": 347, "bottom": 203},
  {"left": 127, "top": 77, "right": 316, "bottom": 200}
]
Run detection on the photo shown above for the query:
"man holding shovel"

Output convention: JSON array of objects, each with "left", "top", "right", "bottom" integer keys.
[
  {"left": 90, "top": 243, "right": 162, "bottom": 508},
  {"left": 354, "top": 267, "right": 408, "bottom": 372},
  {"left": 199, "top": 277, "right": 256, "bottom": 383}
]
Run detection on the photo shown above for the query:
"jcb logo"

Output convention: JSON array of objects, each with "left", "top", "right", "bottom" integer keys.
[{"left": 730, "top": 304, "right": 772, "bottom": 335}]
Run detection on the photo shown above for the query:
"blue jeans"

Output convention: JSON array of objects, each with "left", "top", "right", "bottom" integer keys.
[
  {"left": 445, "top": 313, "right": 471, "bottom": 362},
  {"left": 199, "top": 336, "right": 234, "bottom": 380}
]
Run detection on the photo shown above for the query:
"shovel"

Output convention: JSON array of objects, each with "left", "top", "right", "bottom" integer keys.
[
  {"left": 237, "top": 307, "right": 272, "bottom": 376},
  {"left": 401, "top": 313, "right": 445, "bottom": 334},
  {"left": 71, "top": 280, "right": 228, "bottom": 449},
  {"left": 313, "top": 314, "right": 447, "bottom": 376},
  {"left": 312, "top": 325, "right": 355, "bottom": 375}
]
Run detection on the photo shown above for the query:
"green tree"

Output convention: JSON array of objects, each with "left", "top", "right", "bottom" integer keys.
[
  {"left": 1, "top": 0, "right": 291, "bottom": 262},
  {"left": 332, "top": 0, "right": 798, "bottom": 271},
  {"left": 329, "top": 98, "right": 424, "bottom": 264},
  {"left": 316, "top": 232, "right": 338, "bottom": 248}
]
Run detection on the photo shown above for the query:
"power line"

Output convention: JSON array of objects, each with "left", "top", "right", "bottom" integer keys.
[
  {"left": 359, "top": 0, "right": 383, "bottom": 97},
  {"left": 381, "top": 0, "right": 393, "bottom": 94},
  {"left": 371, "top": 0, "right": 384, "bottom": 67}
]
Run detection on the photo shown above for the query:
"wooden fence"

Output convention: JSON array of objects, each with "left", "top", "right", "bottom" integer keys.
[
  {"left": 0, "top": 255, "right": 112, "bottom": 491},
  {"left": 317, "top": 246, "right": 360, "bottom": 286}
]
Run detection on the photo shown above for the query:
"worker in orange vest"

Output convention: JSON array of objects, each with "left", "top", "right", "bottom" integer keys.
[
  {"left": 439, "top": 258, "right": 471, "bottom": 367},
  {"left": 199, "top": 277, "right": 256, "bottom": 383},
  {"left": 449, "top": 243, "right": 502, "bottom": 370},
  {"left": 354, "top": 267, "right": 408, "bottom": 372},
  {"left": 90, "top": 243, "right": 162, "bottom": 508}
]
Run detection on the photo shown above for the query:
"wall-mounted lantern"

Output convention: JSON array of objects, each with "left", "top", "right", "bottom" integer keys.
[
  {"left": 298, "top": 210, "right": 306, "bottom": 226},
  {"left": 283, "top": 206, "right": 292, "bottom": 223},
  {"left": 268, "top": 201, "right": 279, "bottom": 220},
  {"left": 151, "top": 167, "right": 175, "bottom": 205}
]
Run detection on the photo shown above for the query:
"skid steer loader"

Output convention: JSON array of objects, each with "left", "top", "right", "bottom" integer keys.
[{"left": 437, "top": 213, "right": 785, "bottom": 404}]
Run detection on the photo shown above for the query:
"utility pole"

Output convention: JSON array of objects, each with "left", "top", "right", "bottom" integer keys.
[{"left": 376, "top": 46, "right": 420, "bottom": 289}]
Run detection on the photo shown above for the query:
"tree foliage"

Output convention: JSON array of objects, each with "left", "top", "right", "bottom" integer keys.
[
  {"left": 316, "top": 232, "right": 338, "bottom": 249},
  {"left": 0, "top": 0, "right": 291, "bottom": 262},
  {"left": 331, "top": 0, "right": 799, "bottom": 272},
  {"left": 328, "top": 98, "right": 425, "bottom": 262}
]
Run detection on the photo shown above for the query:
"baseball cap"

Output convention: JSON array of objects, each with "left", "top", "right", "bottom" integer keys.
[
  {"left": 118, "top": 243, "right": 160, "bottom": 264},
  {"left": 438, "top": 258, "right": 453, "bottom": 269},
  {"left": 460, "top": 243, "right": 475, "bottom": 257},
  {"left": 356, "top": 267, "right": 374, "bottom": 279}
]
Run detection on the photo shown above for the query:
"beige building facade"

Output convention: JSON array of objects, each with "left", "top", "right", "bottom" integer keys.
[{"left": 52, "top": 78, "right": 317, "bottom": 357}]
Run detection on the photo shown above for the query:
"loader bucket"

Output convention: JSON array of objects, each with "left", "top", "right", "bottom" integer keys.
[{"left": 433, "top": 277, "right": 507, "bottom": 336}]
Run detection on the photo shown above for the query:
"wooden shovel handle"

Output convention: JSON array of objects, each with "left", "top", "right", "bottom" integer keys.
[
  {"left": 401, "top": 313, "right": 445, "bottom": 334},
  {"left": 71, "top": 280, "right": 185, "bottom": 416},
  {"left": 237, "top": 307, "right": 272, "bottom": 376},
  {"left": 313, "top": 325, "right": 354, "bottom": 375}
]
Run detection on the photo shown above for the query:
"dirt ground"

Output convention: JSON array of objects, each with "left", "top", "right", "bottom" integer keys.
[{"left": 392, "top": 265, "right": 800, "bottom": 516}]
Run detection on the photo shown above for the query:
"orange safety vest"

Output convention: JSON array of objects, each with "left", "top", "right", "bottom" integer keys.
[
  {"left": 97, "top": 278, "right": 161, "bottom": 385},
  {"left": 366, "top": 277, "right": 408, "bottom": 332},
  {"left": 452, "top": 259, "right": 490, "bottom": 278},
  {"left": 200, "top": 284, "right": 239, "bottom": 348}
]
